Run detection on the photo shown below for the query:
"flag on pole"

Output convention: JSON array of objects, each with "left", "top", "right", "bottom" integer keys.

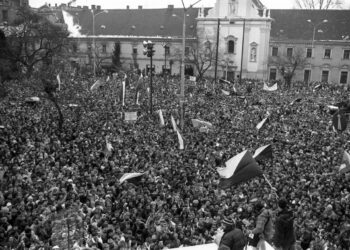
[
  {"left": 104, "top": 138, "right": 113, "bottom": 157},
  {"left": 119, "top": 173, "right": 144, "bottom": 184},
  {"left": 122, "top": 80, "right": 126, "bottom": 106},
  {"left": 171, "top": 115, "right": 177, "bottom": 132},
  {"left": 217, "top": 150, "right": 263, "bottom": 189},
  {"left": 176, "top": 129, "right": 184, "bottom": 150},
  {"left": 263, "top": 82, "right": 278, "bottom": 91},
  {"left": 256, "top": 117, "right": 269, "bottom": 130},
  {"left": 136, "top": 91, "right": 140, "bottom": 105},
  {"left": 90, "top": 80, "right": 103, "bottom": 91},
  {"left": 253, "top": 144, "right": 273, "bottom": 161},
  {"left": 191, "top": 119, "right": 213, "bottom": 128},
  {"left": 158, "top": 110, "right": 165, "bottom": 127},
  {"left": 57, "top": 74, "right": 61, "bottom": 91},
  {"left": 221, "top": 89, "right": 230, "bottom": 96},
  {"left": 314, "top": 84, "right": 322, "bottom": 91},
  {"left": 340, "top": 151, "right": 350, "bottom": 174},
  {"left": 290, "top": 98, "right": 302, "bottom": 105}
]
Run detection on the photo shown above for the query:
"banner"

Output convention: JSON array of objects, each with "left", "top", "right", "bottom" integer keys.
[{"left": 125, "top": 112, "right": 138, "bottom": 121}]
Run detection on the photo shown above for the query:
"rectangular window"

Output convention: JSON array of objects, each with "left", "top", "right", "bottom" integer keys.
[
  {"left": 324, "top": 49, "right": 331, "bottom": 59},
  {"left": 165, "top": 46, "right": 170, "bottom": 55},
  {"left": 228, "top": 41, "right": 235, "bottom": 54},
  {"left": 304, "top": 70, "right": 311, "bottom": 83},
  {"left": 344, "top": 50, "right": 350, "bottom": 60},
  {"left": 102, "top": 44, "right": 107, "bottom": 53},
  {"left": 287, "top": 48, "right": 293, "bottom": 57},
  {"left": 133, "top": 47, "right": 137, "bottom": 54},
  {"left": 272, "top": 47, "right": 278, "bottom": 57},
  {"left": 306, "top": 48, "right": 312, "bottom": 58},
  {"left": 2, "top": 10, "right": 8, "bottom": 22},
  {"left": 321, "top": 70, "right": 329, "bottom": 82},
  {"left": 185, "top": 46, "right": 190, "bottom": 56},
  {"left": 269, "top": 68, "right": 277, "bottom": 80},
  {"left": 340, "top": 71, "right": 348, "bottom": 84}
]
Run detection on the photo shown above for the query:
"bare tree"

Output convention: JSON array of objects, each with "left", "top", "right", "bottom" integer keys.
[
  {"left": 269, "top": 47, "right": 307, "bottom": 87},
  {"left": 5, "top": 7, "right": 69, "bottom": 78},
  {"left": 295, "top": 0, "right": 343, "bottom": 9}
]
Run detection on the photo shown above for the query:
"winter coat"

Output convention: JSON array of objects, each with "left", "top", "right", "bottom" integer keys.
[
  {"left": 219, "top": 228, "right": 247, "bottom": 250},
  {"left": 252, "top": 209, "right": 274, "bottom": 242},
  {"left": 273, "top": 209, "right": 296, "bottom": 248}
]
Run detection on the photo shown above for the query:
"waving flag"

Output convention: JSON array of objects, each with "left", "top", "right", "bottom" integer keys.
[
  {"left": 221, "top": 89, "right": 230, "bottom": 96},
  {"left": 192, "top": 119, "right": 213, "bottom": 128},
  {"left": 57, "top": 74, "right": 61, "bottom": 91},
  {"left": 171, "top": 115, "right": 177, "bottom": 132},
  {"left": 290, "top": 98, "right": 302, "bottom": 105},
  {"left": 119, "top": 173, "right": 144, "bottom": 184},
  {"left": 256, "top": 117, "right": 269, "bottom": 130},
  {"left": 104, "top": 139, "right": 113, "bottom": 157},
  {"left": 122, "top": 78, "right": 126, "bottom": 106},
  {"left": 158, "top": 110, "right": 165, "bottom": 127},
  {"left": 263, "top": 82, "right": 277, "bottom": 91},
  {"left": 253, "top": 145, "right": 273, "bottom": 161},
  {"left": 217, "top": 150, "right": 262, "bottom": 189},
  {"left": 136, "top": 91, "right": 140, "bottom": 105},
  {"left": 340, "top": 151, "right": 350, "bottom": 174},
  {"left": 90, "top": 80, "right": 103, "bottom": 91},
  {"left": 176, "top": 129, "right": 184, "bottom": 150}
]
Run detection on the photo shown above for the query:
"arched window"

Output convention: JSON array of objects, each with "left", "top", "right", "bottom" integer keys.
[
  {"left": 250, "top": 47, "right": 257, "bottom": 62},
  {"left": 228, "top": 40, "right": 235, "bottom": 54}
]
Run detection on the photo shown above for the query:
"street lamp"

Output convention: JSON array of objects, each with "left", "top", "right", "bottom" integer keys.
[
  {"left": 173, "top": 0, "right": 201, "bottom": 130},
  {"left": 92, "top": 9, "right": 108, "bottom": 77},
  {"left": 143, "top": 40, "right": 155, "bottom": 114},
  {"left": 307, "top": 19, "right": 328, "bottom": 48},
  {"left": 162, "top": 43, "right": 169, "bottom": 76}
]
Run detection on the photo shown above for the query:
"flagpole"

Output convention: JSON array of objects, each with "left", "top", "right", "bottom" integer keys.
[{"left": 263, "top": 174, "right": 278, "bottom": 198}]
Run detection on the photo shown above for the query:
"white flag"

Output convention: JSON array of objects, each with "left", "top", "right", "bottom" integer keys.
[
  {"left": 122, "top": 80, "right": 126, "bottom": 106},
  {"left": 57, "top": 74, "right": 61, "bottom": 91},
  {"left": 176, "top": 129, "right": 184, "bottom": 150},
  {"left": 256, "top": 117, "right": 268, "bottom": 130},
  {"left": 221, "top": 89, "right": 230, "bottom": 96},
  {"left": 171, "top": 115, "right": 177, "bottom": 132},
  {"left": 91, "top": 80, "right": 103, "bottom": 91},
  {"left": 136, "top": 91, "right": 140, "bottom": 105},
  {"left": 263, "top": 82, "right": 278, "bottom": 91},
  {"left": 158, "top": 110, "right": 165, "bottom": 127}
]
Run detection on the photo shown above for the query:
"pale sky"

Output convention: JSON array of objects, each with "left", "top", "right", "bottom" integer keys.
[{"left": 29, "top": 0, "right": 350, "bottom": 9}]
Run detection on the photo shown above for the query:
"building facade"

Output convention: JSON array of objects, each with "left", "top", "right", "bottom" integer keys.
[
  {"left": 0, "top": 0, "right": 29, "bottom": 25},
  {"left": 32, "top": 1, "right": 350, "bottom": 84}
]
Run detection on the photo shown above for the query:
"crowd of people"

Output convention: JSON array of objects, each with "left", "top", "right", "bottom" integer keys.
[{"left": 0, "top": 71, "right": 350, "bottom": 250}]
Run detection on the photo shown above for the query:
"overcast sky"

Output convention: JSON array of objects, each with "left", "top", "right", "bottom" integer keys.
[{"left": 29, "top": 0, "right": 350, "bottom": 9}]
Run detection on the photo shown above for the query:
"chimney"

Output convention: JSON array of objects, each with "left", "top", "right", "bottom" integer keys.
[
  {"left": 138, "top": 5, "right": 142, "bottom": 9},
  {"left": 55, "top": 3, "right": 57, "bottom": 7},
  {"left": 97, "top": 5, "right": 101, "bottom": 10},
  {"left": 48, "top": 3, "right": 51, "bottom": 7},
  {"left": 168, "top": 5, "right": 174, "bottom": 9},
  {"left": 126, "top": 5, "right": 129, "bottom": 9},
  {"left": 91, "top": 5, "right": 96, "bottom": 9}
]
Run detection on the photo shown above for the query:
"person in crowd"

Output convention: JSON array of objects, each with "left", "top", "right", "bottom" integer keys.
[
  {"left": 218, "top": 218, "right": 246, "bottom": 250},
  {"left": 273, "top": 198, "right": 296, "bottom": 250},
  {"left": 250, "top": 202, "right": 274, "bottom": 248}
]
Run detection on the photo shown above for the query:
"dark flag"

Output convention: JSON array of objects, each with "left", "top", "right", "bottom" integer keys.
[
  {"left": 253, "top": 144, "right": 273, "bottom": 161},
  {"left": 217, "top": 150, "right": 263, "bottom": 189}
]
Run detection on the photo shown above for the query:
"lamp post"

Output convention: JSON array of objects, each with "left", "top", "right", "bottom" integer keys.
[
  {"left": 307, "top": 19, "right": 328, "bottom": 48},
  {"left": 239, "top": 18, "right": 246, "bottom": 84},
  {"left": 92, "top": 9, "right": 108, "bottom": 77},
  {"left": 176, "top": 0, "right": 202, "bottom": 130},
  {"left": 162, "top": 43, "right": 168, "bottom": 76},
  {"left": 143, "top": 40, "right": 155, "bottom": 114}
]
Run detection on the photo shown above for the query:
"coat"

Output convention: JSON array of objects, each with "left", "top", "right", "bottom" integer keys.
[
  {"left": 219, "top": 228, "right": 246, "bottom": 250},
  {"left": 273, "top": 209, "right": 296, "bottom": 248},
  {"left": 252, "top": 209, "right": 274, "bottom": 242}
]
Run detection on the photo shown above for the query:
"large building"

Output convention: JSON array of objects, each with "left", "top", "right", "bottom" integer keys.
[
  {"left": 0, "top": 0, "right": 29, "bottom": 25},
  {"left": 33, "top": 0, "right": 350, "bottom": 84}
]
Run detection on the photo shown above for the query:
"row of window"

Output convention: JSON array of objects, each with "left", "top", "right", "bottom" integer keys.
[
  {"left": 272, "top": 46, "right": 350, "bottom": 60},
  {"left": 269, "top": 68, "right": 348, "bottom": 84}
]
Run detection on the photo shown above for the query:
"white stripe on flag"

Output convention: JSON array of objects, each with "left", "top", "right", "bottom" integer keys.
[
  {"left": 136, "top": 91, "right": 140, "bottom": 105},
  {"left": 256, "top": 117, "right": 268, "bottom": 130},
  {"left": 119, "top": 173, "right": 144, "bottom": 184},
  {"left": 176, "top": 129, "right": 184, "bottom": 150},
  {"left": 253, "top": 145, "right": 270, "bottom": 159},
  {"left": 122, "top": 81, "right": 126, "bottom": 106},
  {"left": 57, "top": 74, "right": 61, "bottom": 91},
  {"left": 171, "top": 115, "right": 177, "bottom": 132},
  {"left": 217, "top": 150, "right": 247, "bottom": 178},
  {"left": 159, "top": 110, "right": 165, "bottom": 126}
]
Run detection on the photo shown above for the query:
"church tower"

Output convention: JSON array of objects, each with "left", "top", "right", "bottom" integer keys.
[{"left": 197, "top": 0, "right": 271, "bottom": 80}]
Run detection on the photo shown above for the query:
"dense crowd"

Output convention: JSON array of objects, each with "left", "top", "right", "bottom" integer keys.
[{"left": 0, "top": 72, "right": 350, "bottom": 250}]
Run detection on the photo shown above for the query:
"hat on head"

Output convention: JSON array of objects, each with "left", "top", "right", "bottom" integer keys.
[
  {"left": 278, "top": 198, "right": 288, "bottom": 209},
  {"left": 222, "top": 217, "right": 235, "bottom": 226}
]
